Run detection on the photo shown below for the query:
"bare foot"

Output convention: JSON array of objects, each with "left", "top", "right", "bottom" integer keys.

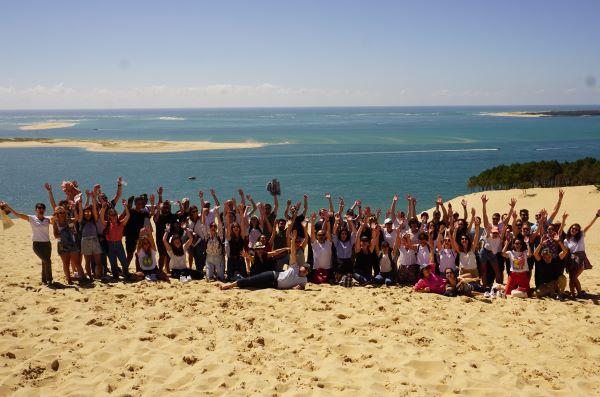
[{"left": 220, "top": 283, "right": 235, "bottom": 290}]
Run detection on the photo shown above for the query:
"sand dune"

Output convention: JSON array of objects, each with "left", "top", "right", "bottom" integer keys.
[
  {"left": 0, "top": 186, "right": 599, "bottom": 396},
  {"left": 0, "top": 138, "right": 265, "bottom": 153}
]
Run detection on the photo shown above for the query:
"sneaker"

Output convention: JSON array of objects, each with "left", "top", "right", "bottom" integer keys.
[
  {"left": 186, "top": 275, "right": 192, "bottom": 282},
  {"left": 180, "top": 275, "right": 188, "bottom": 283}
]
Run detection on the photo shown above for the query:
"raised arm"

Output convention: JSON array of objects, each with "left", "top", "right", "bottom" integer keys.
[
  {"left": 210, "top": 188, "right": 220, "bottom": 207},
  {"left": 162, "top": 224, "right": 173, "bottom": 252},
  {"left": 99, "top": 202, "right": 108, "bottom": 228},
  {"left": 44, "top": 183, "right": 57, "bottom": 210},
  {"left": 309, "top": 212, "right": 317, "bottom": 243},
  {"left": 121, "top": 200, "right": 130, "bottom": 225},
  {"left": 471, "top": 217, "right": 481, "bottom": 252},
  {"left": 0, "top": 202, "right": 29, "bottom": 221},
  {"left": 289, "top": 229, "right": 298, "bottom": 265},
  {"left": 91, "top": 190, "right": 99, "bottom": 221},
  {"left": 272, "top": 194, "right": 279, "bottom": 218},
  {"left": 302, "top": 194, "right": 309, "bottom": 218},
  {"left": 355, "top": 221, "right": 365, "bottom": 253},
  {"left": 323, "top": 193, "right": 334, "bottom": 215},
  {"left": 548, "top": 189, "right": 565, "bottom": 223},
  {"left": 324, "top": 213, "right": 332, "bottom": 241},
  {"left": 246, "top": 194, "right": 257, "bottom": 216},
  {"left": 583, "top": 209, "right": 600, "bottom": 234},
  {"left": 112, "top": 176, "right": 123, "bottom": 204},
  {"left": 459, "top": 199, "right": 467, "bottom": 221},
  {"left": 76, "top": 198, "right": 83, "bottom": 223},
  {"left": 481, "top": 195, "right": 490, "bottom": 229}
]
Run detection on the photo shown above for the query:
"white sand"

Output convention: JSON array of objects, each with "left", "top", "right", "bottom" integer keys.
[
  {"left": 480, "top": 112, "right": 547, "bottom": 118},
  {"left": 0, "top": 186, "right": 599, "bottom": 396},
  {"left": 19, "top": 122, "right": 79, "bottom": 131},
  {"left": 0, "top": 139, "right": 265, "bottom": 153}
]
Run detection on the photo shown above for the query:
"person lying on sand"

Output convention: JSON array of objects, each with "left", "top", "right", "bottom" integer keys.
[{"left": 220, "top": 230, "right": 308, "bottom": 290}]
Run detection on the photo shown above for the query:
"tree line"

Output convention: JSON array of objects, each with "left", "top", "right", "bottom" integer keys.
[{"left": 467, "top": 157, "right": 600, "bottom": 191}]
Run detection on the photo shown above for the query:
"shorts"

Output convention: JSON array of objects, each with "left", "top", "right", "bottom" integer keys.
[
  {"left": 58, "top": 240, "right": 79, "bottom": 255},
  {"left": 81, "top": 236, "right": 103, "bottom": 256}
]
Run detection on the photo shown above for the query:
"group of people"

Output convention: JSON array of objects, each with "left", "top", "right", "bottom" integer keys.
[{"left": 1, "top": 179, "right": 598, "bottom": 299}]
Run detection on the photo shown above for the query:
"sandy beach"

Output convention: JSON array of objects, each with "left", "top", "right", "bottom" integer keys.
[
  {"left": 0, "top": 138, "right": 266, "bottom": 153},
  {"left": 480, "top": 112, "right": 547, "bottom": 118},
  {"left": 18, "top": 122, "right": 80, "bottom": 131},
  {"left": 0, "top": 186, "right": 599, "bottom": 396}
]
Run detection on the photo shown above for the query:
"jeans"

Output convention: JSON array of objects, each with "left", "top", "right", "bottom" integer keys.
[
  {"left": 205, "top": 254, "right": 225, "bottom": 281},
  {"left": 237, "top": 271, "right": 278, "bottom": 289},
  {"left": 33, "top": 241, "right": 52, "bottom": 283},
  {"left": 374, "top": 271, "right": 394, "bottom": 286},
  {"left": 353, "top": 273, "right": 370, "bottom": 285},
  {"left": 227, "top": 256, "right": 247, "bottom": 280},
  {"left": 107, "top": 241, "right": 129, "bottom": 276}
]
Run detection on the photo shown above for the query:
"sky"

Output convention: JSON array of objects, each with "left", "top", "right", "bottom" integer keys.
[{"left": 1, "top": 0, "right": 599, "bottom": 109}]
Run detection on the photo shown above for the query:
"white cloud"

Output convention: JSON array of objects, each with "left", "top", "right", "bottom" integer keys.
[{"left": 0, "top": 83, "right": 372, "bottom": 109}]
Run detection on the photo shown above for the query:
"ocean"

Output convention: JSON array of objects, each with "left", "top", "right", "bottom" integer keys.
[{"left": 1, "top": 106, "right": 599, "bottom": 212}]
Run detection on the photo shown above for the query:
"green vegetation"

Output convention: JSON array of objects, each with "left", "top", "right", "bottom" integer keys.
[{"left": 468, "top": 157, "right": 600, "bottom": 191}]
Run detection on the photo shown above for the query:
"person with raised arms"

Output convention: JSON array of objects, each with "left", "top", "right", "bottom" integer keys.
[
  {"left": 100, "top": 199, "right": 131, "bottom": 280},
  {"left": 563, "top": 209, "right": 600, "bottom": 298},
  {"left": 1, "top": 199, "right": 54, "bottom": 285}
]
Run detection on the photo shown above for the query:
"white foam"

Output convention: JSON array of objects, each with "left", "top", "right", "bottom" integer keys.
[{"left": 158, "top": 116, "right": 186, "bottom": 121}]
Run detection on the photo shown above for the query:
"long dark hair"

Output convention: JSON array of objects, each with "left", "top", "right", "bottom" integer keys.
[
  {"left": 458, "top": 234, "right": 472, "bottom": 252},
  {"left": 568, "top": 223, "right": 582, "bottom": 242},
  {"left": 170, "top": 235, "right": 184, "bottom": 256}
]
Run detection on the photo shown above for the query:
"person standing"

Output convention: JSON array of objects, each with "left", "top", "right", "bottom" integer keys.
[{"left": 1, "top": 200, "right": 53, "bottom": 285}]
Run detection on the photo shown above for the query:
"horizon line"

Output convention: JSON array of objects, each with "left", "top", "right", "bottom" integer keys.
[{"left": 1, "top": 104, "right": 600, "bottom": 112}]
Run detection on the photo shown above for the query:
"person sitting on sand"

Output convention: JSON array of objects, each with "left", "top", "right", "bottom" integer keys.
[
  {"left": 220, "top": 229, "right": 308, "bottom": 290},
  {"left": 136, "top": 231, "right": 167, "bottom": 281},
  {"left": 443, "top": 268, "right": 480, "bottom": 297},
  {"left": 373, "top": 241, "right": 395, "bottom": 286},
  {"left": 163, "top": 224, "right": 200, "bottom": 281},
  {"left": 332, "top": 211, "right": 356, "bottom": 282},
  {"left": 0, "top": 200, "right": 54, "bottom": 285},
  {"left": 502, "top": 236, "right": 532, "bottom": 296},
  {"left": 353, "top": 220, "right": 380, "bottom": 285},
  {"left": 225, "top": 203, "right": 249, "bottom": 281},
  {"left": 413, "top": 261, "right": 446, "bottom": 294},
  {"left": 450, "top": 209, "right": 481, "bottom": 279},
  {"left": 563, "top": 209, "right": 600, "bottom": 298},
  {"left": 436, "top": 225, "right": 457, "bottom": 276},
  {"left": 533, "top": 237, "right": 569, "bottom": 299}
]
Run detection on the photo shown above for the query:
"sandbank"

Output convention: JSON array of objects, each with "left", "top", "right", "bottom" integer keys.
[
  {"left": 18, "top": 122, "right": 79, "bottom": 131},
  {"left": 0, "top": 138, "right": 265, "bottom": 153}
]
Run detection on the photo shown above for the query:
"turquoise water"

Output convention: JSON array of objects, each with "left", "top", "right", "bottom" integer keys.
[{"left": 0, "top": 106, "right": 599, "bottom": 211}]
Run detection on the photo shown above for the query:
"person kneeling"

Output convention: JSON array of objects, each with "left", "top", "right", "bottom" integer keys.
[{"left": 221, "top": 230, "right": 308, "bottom": 290}]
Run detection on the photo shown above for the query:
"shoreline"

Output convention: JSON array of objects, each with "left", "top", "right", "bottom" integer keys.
[{"left": 0, "top": 138, "right": 266, "bottom": 153}]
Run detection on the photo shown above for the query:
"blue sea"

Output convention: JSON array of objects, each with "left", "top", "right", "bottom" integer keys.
[{"left": 1, "top": 106, "right": 599, "bottom": 212}]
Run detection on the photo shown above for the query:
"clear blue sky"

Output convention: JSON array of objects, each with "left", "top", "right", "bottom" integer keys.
[{"left": 1, "top": 0, "right": 599, "bottom": 108}]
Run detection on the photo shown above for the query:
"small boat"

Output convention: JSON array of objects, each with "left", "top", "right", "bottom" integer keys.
[{"left": 188, "top": 176, "right": 196, "bottom": 180}]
